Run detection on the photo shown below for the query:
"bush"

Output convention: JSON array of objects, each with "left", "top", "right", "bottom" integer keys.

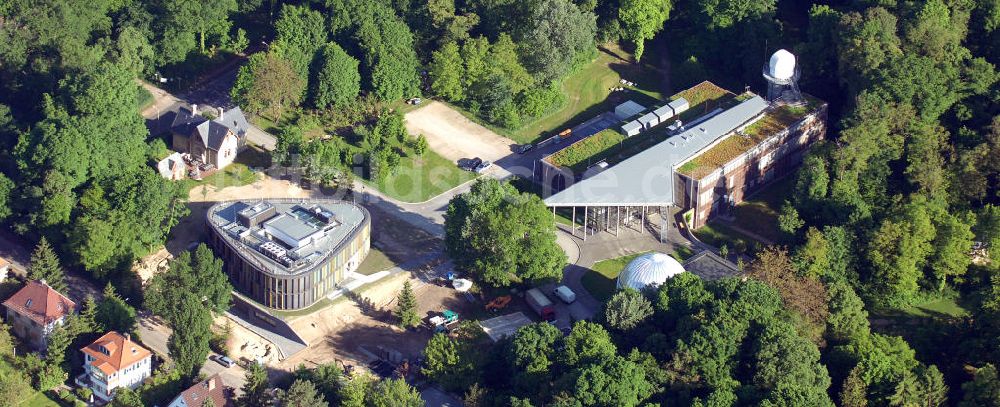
[
  {"left": 517, "top": 86, "right": 564, "bottom": 119},
  {"left": 75, "top": 387, "right": 92, "bottom": 401}
]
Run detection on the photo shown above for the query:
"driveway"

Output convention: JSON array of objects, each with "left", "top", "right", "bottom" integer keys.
[{"left": 201, "top": 352, "right": 247, "bottom": 394}]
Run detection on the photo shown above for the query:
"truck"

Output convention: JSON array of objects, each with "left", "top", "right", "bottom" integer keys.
[{"left": 525, "top": 288, "right": 556, "bottom": 321}]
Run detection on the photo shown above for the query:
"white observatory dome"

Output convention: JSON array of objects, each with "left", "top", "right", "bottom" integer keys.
[
  {"left": 768, "top": 49, "right": 796, "bottom": 81},
  {"left": 617, "top": 252, "right": 686, "bottom": 291}
]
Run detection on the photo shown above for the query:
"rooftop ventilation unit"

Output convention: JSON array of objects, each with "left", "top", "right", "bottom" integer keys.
[{"left": 258, "top": 241, "right": 287, "bottom": 260}]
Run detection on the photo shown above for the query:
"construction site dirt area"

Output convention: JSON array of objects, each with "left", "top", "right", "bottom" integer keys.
[
  {"left": 404, "top": 101, "right": 516, "bottom": 163},
  {"left": 275, "top": 272, "right": 476, "bottom": 372}
]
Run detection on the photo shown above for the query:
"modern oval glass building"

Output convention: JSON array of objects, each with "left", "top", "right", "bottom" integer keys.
[{"left": 206, "top": 199, "right": 371, "bottom": 310}]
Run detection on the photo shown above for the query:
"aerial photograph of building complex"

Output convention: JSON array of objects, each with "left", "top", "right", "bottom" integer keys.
[{"left": 0, "top": 0, "right": 998, "bottom": 406}]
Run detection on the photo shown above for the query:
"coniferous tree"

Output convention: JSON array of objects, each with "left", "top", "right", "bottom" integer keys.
[
  {"left": 95, "top": 284, "right": 136, "bottom": 335},
  {"left": 279, "top": 379, "right": 327, "bottom": 407},
  {"left": 28, "top": 237, "right": 66, "bottom": 293},
  {"left": 238, "top": 362, "right": 271, "bottom": 407},
  {"left": 394, "top": 280, "right": 420, "bottom": 328}
]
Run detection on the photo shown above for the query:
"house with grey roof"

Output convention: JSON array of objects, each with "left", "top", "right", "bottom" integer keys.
[{"left": 171, "top": 104, "right": 250, "bottom": 170}]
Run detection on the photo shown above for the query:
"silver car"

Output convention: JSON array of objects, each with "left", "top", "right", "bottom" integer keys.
[{"left": 474, "top": 160, "right": 493, "bottom": 174}]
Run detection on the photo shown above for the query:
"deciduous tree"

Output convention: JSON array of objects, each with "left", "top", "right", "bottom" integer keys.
[
  {"left": 604, "top": 288, "right": 653, "bottom": 331},
  {"left": 312, "top": 43, "right": 361, "bottom": 109}
]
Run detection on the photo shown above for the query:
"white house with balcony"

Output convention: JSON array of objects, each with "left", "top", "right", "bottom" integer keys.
[{"left": 76, "top": 331, "right": 152, "bottom": 401}]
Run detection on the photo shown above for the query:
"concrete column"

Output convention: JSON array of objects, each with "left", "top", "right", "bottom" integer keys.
[{"left": 572, "top": 206, "right": 576, "bottom": 237}]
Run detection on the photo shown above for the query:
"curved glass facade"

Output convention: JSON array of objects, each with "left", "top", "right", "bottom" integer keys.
[{"left": 206, "top": 200, "right": 371, "bottom": 310}]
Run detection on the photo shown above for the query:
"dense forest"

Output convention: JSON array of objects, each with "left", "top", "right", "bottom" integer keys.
[{"left": 1, "top": 0, "right": 1000, "bottom": 406}]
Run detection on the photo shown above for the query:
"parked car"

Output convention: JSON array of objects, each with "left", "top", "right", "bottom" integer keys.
[
  {"left": 553, "top": 285, "right": 576, "bottom": 304},
  {"left": 515, "top": 144, "right": 534, "bottom": 154},
  {"left": 474, "top": 160, "right": 493, "bottom": 174},
  {"left": 215, "top": 355, "right": 236, "bottom": 368},
  {"left": 460, "top": 157, "right": 483, "bottom": 171}
]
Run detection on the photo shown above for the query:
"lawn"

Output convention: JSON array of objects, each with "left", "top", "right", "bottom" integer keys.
[
  {"left": 137, "top": 84, "right": 154, "bottom": 111},
  {"left": 356, "top": 248, "right": 396, "bottom": 276},
  {"left": 20, "top": 392, "right": 65, "bottom": 407},
  {"left": 489, "top": 44, "right": 664, "bottom": 144},
  {"left": 583, "top": 252, "right": 647, "bottom": 302},
  {"left": 370, "top": 149, "right": 477, "bottom": 203},
  {"left": 181, "top": 162, "right": 260, "bottom": 194},
  {"left": 581, "top": 248, "right": 693, "bottom": 302},
  {"left": 730, "top": 175, "right": 797, "bottom": 244},
  {"left": 693, "top": 222, "right": 760, "bottom": 256}
]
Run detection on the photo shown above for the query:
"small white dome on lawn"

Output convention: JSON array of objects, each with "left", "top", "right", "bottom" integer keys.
[
  {"left": 617, "top": 252, "right": 686, "bottom": 291},
  {"left": 768, "top": 49, "right": 796, "bottom": 80}
]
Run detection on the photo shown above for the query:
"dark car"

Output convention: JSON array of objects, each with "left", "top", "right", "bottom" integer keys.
[
  {"left": 460, "top": 157, "right": 483, "bottom": 171},
  {"left": 515, "top": 144, "right": 534, "bottom": 154}
]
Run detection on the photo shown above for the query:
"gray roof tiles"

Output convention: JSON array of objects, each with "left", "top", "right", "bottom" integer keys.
[
  {"left": 543, "top": 95, "right": 768, "bottom": 207},
  {"left": 171, "top": 106, "right": 250, "bottom": 151}
]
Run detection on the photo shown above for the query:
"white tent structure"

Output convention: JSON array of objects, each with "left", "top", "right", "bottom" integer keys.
[{"left": 617, "top": 252, "right": 686, "bottom": 291}]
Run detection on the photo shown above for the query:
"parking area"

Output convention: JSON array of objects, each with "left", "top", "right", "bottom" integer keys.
[
  {"left": 571, "top": 112, "right": 620, "bottom": 139},
  {"left": 404, "top": 101, "right": 517, "bottom": 164}
]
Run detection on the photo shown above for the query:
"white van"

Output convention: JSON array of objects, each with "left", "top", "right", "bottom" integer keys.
[{"left": 552, "top": 285, "right": 576, "bottom": 304}]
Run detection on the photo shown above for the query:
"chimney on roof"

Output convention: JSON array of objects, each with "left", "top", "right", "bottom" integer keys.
[
  {"left": 40, "top": 279, "right": 47, "bottom": 286},
  {"left": 208, "top": 378, "right": 216, "bottom": 391},
  {"left": 192, "top": 104, "right": 198, "bottom": 114},
  {"left": 124, "top": 333, "right": 131, "bottom": 342},
  {"left": 218, "top": 108, "right": 225, "bottom": 121}
]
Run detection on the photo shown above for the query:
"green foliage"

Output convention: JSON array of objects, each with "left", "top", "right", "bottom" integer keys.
[
  {"left": 959, "top": 364, "right": 1000, "bottom": 406},
  {"left": 355, "top": 10, "right": 421, "bottom": 101},
  {"left": 444, "top": 178, "right": 566, "bottom": 287},
  {"left": 238, "top": 362, "right": 272, "bottom": 407},
  {"left": 273, "top": 4, "right": 326, "bottom": 80},
  {"left": 158, "top": 0, "right": 237, "bottom": 59},
  {"left": 279, "top": 379, "right": 327, "bottom": 407},
  {"left": 312, "top": 43, "right": 361, "bottom": 109},
  {"left": 778, "top": 201, "right": 804, "bottom": 237},
  {"left": 0, "top": 370, "right": 32, "bottom": 407},
  {"left": 617, "top": 0, "right": 672, "bottom": 60},
  {"left": 430, "top": 41, "right": 465, "bottom": 101},
  {"left": 421, "top": 333, "right": 479, "bottom": 391},
  {"left": 394, "top": 281, "right": 420, "bottom": 328},
  {"left": 367, "top": 378, "right": 423, "bottom": 407},
  {"left": 564, "top": 355, "right": 654, "bottom": 406},
  {"left": 603, "top": 288, "right": 653, "bottom": 331},
  {"left": 95, "top": 283, "right": 136, "bottom": 334},
  {"left": 514, "top": 0, "right": 596, "bottom": 84},
  {"left": 28, "top": 237, "right": 66, "bottom": 293},
  {"left": 232, "top": 52, "right": 305, "bottom": 121},
  {"left": 511, "top": 323, "right": 562, "bottom": 374},
  {"left": 167, "top": 294, "right": 214, "bottom": 379},
  {"left": 840, "top": 366, "right": 869, "bottom": 407},
  {"left": 145, "top": 243, "right": 232, "bottom": 321},
  {"left": 562, "top": 321, "right": 617, "bottom": 368},
  {"left": 110, "top": 387, "right": 144, "bottom": 407},
  {"left": 865, "top": 199, "right": 937, "bottom": 307}
]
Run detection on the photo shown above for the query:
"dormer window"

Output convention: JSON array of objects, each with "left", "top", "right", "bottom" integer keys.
[{"left": 24, "top": 299, "right": 31, "bottom": 308}]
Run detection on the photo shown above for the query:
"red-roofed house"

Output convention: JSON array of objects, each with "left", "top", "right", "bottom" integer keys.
[
  {"left": 2, "top": 280, "right": 75, "bottom": 350},
  {"left": 167, "top": 374, "right": 234, "bottom": 407},
  {"left": 76, "top": 331, "right": 152, "bottom": 401}
]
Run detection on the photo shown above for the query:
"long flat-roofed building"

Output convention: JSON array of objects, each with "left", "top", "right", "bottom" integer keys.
[
  {"left": 540, "top": 80, "right": 826, "bottom": 235},
  {"left": 206, "top": 199, "right": 371, "bottom": 310}
]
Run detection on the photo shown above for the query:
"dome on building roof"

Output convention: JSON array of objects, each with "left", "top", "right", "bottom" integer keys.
[
  {"left": 617, "top": 252, "right": 686, "bottom": 291},
  {"left": 768, "top": 49, "right": 796, "bottom": 81}
]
